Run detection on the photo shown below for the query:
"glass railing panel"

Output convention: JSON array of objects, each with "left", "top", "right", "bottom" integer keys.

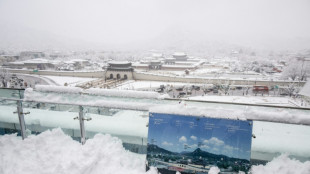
[
  {"left": 251, "top": 121, "right": 310, "bottom": 164},
  {"left": 83, "top": 106, "right": 149, "bottom": 154},
  {"left": 0, "top": 88, "right": 24, "bottom": 99},
  {"left": 22, "top": 101, "right": 81, "bottom": 141},
  {"left": 0, "top": 100, "right": 21, "bottom": 135}
]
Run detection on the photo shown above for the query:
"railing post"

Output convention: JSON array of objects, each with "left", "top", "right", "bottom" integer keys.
[
  {"left": 17, "top": 100, "right": 27, "bottom": 140},
  {"left": 79, "top": 106, "right": 86, "bottom": 145}
]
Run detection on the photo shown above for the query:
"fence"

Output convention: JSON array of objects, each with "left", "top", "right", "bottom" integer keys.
[{"left": 1, "top": 88, "right": 310, "bottom": 163}]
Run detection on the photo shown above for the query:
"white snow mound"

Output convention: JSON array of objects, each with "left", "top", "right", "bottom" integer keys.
[
  {"left": 250, "top": 154, "right": 310, "bottom": 174},
  {"left": 0, "top": 128, "right": 158, "bottom": 174}
]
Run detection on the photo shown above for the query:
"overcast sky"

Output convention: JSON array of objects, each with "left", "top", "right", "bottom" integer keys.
[{"left": 0, "top": 0, "right": 310, "bottom": 50}]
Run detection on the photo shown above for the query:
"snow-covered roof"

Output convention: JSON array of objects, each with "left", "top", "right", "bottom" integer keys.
[
  {"left": 150, "top": 60, "right": 161, "bottom": 63},
  {"left": 108, "top": 61, "right": 131, "bottom": 65},
  {"left": 152, "top": 53, "right": 163, "bottom": 58},
  {"left": 7, "top": 62, "right": 24, "bottom": 65},
  {"left": 70, "top": 59, "right": 89, "bottom": 62},
  {"left": 173, "top": 52, "right": 187, "bottom": 56},
  {"left": 165, "top": 58, "right": 176, "bottom": 60},
  {"left": 24, "top": 58, "right": 50, "bottom": 63},
  {"left": 299, "top": 81, "right": 310, "bottom": 97}
]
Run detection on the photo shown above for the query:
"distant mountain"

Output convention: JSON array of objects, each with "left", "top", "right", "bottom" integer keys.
[
  {"left": 147, "top": 145, "right": 249, "bottom": 163},
  {"left": 147, "top": 144, "right": 176, "bottom": 155},
  {"left": 184, "top": 148, "right": 228, "bottom": 159},
  {"left": 180, "top": 151, "right": 192, "bottom": 155},
  {"left": 184, "top": 148, "right": 249, "bottom": 162}
]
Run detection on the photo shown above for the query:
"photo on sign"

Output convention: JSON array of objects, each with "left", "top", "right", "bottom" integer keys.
[{"left": 147, "top": 113, "right": 253, "bottom": 174}]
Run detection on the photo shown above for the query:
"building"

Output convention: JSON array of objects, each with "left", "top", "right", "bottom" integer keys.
[
  {"left": 152, "top": 53, "right": 164, "bottom": 59},
  {"left": 20, "top": 51, "right": 45, "bottom": 59},
  {"left": 172, "top": 52, "right": 188, "bottom": 61},
  {"left": 164, "top": 58, "right": 176, "bottom": 65},
  {"left": 105, "top": 61, "right": 134, "bottom": 80},
  {"left": 148, "top": 60, "right": 162, "bottom": 70},
  {"left": 2, "top": 58, "right": 58, "bottom": 70},
  {"left": 0, "top": 55, "right": 19, "bottom": 65}
]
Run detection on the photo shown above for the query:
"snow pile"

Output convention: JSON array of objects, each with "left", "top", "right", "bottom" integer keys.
[
  {"left": 150, "top": 104, "right": 247, "bottom": 120},
  {"left": 34, "top": 85, "right": 83, "bottom": 94},
  {"left": 24, "top": 90, "right": 155, "bottom": 111},
  {"left": 250, "top": 154, "right": 310, "bottom": 174},
  {"left": 1, "top": 129, "right": 310, "bottom": 174},
  {"left": 0, "top": 128, "right": 157, "bottom": 174}
]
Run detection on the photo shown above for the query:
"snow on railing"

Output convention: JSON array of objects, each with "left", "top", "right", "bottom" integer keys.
[
  {"left": 32, "top": 85, "right": 168, "bottom": 99},
  {"left": 149, "top": 103, "right": 310, "bottom": 125},
  {"left": 22, "top": 86, "right": 310, "bottom": 125},
  {"left": 34, "top": 85, "right": 83, "bottom": 94}
]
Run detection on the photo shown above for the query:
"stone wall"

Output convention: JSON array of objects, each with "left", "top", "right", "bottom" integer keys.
[{"left": 133, "top": 72, "right": 305, "bottom": 87}]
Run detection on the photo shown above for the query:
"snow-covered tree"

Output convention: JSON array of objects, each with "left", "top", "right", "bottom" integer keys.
[
  {"left": 282, "top": 59, "right": 308, "bottom": 81},
  {"left": 283, "top": 82, "right": 300, "bottom": 97},
  {"left": 0, "top": 68, "right": 11, "bottom": 87}
]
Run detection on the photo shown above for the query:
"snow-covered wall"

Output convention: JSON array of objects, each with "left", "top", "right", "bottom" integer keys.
[
  {"left": 133, "top": 72, "right": 306, "bottom": 86},
  {"left": 8, "top": 69, "right": 104, "bottom": 78}
]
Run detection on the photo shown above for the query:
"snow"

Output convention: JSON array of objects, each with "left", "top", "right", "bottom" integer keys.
[
  {"left": 1, "top": 129, "right": 309, "bottom": 174},
  {"left": 116, "top": 80, "right": 206, "bottom": 90},
  {"left": 250, "top": 154, "right": 310, "bottom": 174},
  {"left": 173, "top": 52, "right": 186, "bottom": 56},
  {"left": 86, "top": 88, "right": 166, "bottom": 99},
  {"left": 24, "top": 86, "right": 310, "bottom": 125},
  {"left": 43, "top": 76, "right": 96, "bottom": 86},
  {"left": 149, "top": 104, "right": 310, "bottom": 125},
  {"left": 0, "top": 128, "right": 157, "bottom": 174},
  {"left": 108, "top": 61, "right": 131, "bottom": 64},
  {"left": 33, "top": 85, "right": 167, "bottom": 99},
  {"left": 23, "top": 90, "right": 155, "bottom": 111},
  {"left": 1, "top": 103, "right": 309, "bottom": 160},
  {"left": 34, "top": 85, "right": 83, "bottom": 94}
]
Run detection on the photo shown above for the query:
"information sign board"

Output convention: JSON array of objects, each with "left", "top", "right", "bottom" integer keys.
[{"left": 147, "top": 113, "right": 253, "bottom": 173}]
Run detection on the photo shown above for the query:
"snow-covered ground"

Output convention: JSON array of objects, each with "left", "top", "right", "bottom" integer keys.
[
  {"left": 16, "top": 74, "right": 96, "bottom": 87},
  {"left": 116, "top": 80, "right": 209, "bottom": 90},
  {"left": 43, "top": 76, "right": 96, "bottom": 86},
  {"left": 116, "top": 80, "right": 308, "bottom": 107},
  {"left": 0, "top": 129, "right": 310, "bottom": 174}
]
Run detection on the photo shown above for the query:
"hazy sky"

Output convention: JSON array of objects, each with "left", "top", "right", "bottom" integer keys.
[{"left": 0, "top": 0, "right": 310, "bottom": 50}]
